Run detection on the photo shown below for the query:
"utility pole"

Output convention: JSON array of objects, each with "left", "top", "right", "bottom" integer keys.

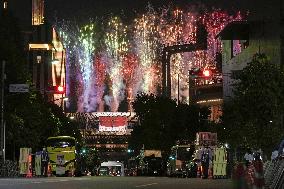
[
  {"left": 1, "top": 60, "right": 5, "bottom": 163},
  {"left": 177, "top": 74, "right": 180, "bottom": 104}
]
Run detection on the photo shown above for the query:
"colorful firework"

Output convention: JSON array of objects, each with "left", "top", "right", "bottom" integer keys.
[{"left": 56, "top": 6, "right": 243, "bottom": 112}]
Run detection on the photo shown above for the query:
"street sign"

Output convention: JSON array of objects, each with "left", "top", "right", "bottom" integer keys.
[{"left": 9, "top": 84, "right": 29, "bottom": 93}]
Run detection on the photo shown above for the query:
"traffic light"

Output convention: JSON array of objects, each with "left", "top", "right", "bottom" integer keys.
[
  {"left": 189, "top": 68, "right": 212, "bottom": 79},
  {"left": 202, "top": 69, "right": 212, "bottom": 78},
  {"left": 127, "top": 149, "right": 134, "bottom": 153},
  {"left": 54, "top": 85, "right": 65, "bottom": 94},
  {"left": 189, "top": 68, "right": 201, "bottom": 78},
  {"left": 82, "top": 149, "right": 86, "bottom": 154}
]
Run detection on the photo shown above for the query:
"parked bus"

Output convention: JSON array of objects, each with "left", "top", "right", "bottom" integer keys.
[{"left": 46, "top": 136, "right": 77, "bottom": 176}]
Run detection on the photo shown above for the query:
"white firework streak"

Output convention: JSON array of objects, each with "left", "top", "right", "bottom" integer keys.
[
  {"left": 105, "top": 17, "right": 128, "bottom": 111},
  {"left": 133, "top": 12, "right": 159, "bottom": 94}
]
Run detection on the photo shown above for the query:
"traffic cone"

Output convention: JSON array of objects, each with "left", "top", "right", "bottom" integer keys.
[
  {"left": 26, "top": 155, "right": 33, "bottom": 178},
  {"left": 197, "top": 166, "right": 201, "bottom": 178},
  {"left": 208, "top": 167, "right": 213, "bottom": 179},
  {"left": 26, "top": 166, "right": 33, "bottom": 178},
  {"left": 47, "top": 163, "right": 52, "bottom": 177}
]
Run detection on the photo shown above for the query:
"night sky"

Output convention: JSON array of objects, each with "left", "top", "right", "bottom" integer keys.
[
  {"left": 7, "top": 0, "right": 278, "bottom": 26},
  {"left": 45, "top": 0, "right": 248, "bottom": 24}
]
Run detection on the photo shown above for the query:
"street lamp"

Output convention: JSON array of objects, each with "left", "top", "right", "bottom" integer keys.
[{"left": 1, "top": 61, "right": 5, "bottom": 163}]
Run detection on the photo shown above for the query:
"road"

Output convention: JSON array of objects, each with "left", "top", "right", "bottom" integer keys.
[{"left": 0, "top": 176, "right": 234, "bottom": 189}]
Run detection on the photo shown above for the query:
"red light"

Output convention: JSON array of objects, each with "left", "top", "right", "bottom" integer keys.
[
  {"left": 203, "top": 69, "right": 211, "bottom": 77},
  {"left": 53, "top": 86, "right": 65, "bottom": 94},
  {"left": 57, "top": 86, "right": 64, "bottom": 92}
]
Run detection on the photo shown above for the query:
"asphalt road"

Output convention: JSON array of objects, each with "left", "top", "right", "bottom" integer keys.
[{"left": 0, "top": 176, "right": 234, "bottom": 189}]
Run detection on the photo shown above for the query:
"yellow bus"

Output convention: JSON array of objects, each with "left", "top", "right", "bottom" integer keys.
[{"left": 46, "top": 136, "right": 77, "bottom": 176}]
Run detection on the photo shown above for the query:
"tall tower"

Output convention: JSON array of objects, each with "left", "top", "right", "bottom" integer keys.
[{"left": 32, "top": 0, "right": 44, "bottom": 25}]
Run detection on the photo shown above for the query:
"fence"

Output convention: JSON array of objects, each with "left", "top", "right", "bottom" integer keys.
[
  {"left": 0, "top": 160, "right": 20, "bottom": 177},
  {"left": 264, "top": 158, "right": 284, "bottom": 189}
]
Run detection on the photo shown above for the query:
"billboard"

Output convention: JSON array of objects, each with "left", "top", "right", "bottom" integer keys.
[{"left": 99, "top": 116, "right": 127, "bottom": 132}]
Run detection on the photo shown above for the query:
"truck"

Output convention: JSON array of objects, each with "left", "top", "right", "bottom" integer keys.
[
  {"left": 167, "top": 144, "right": 195, "bottom": 177},
  {"left": 137, "top": 150, "right": 163, "bottom": 176}
]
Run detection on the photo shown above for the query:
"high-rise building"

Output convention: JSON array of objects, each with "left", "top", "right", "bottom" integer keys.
[{"left": 1, "top": 0, "right": 66, "bottom": 107}]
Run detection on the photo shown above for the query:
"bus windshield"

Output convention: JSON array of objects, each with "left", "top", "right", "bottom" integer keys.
[
  {"left": 47, "top": 137, "right": 75, "bottom": 148},
  {"left": 144, "top": 157, "right": 162, "bottom": 169},
  {"left": 177, "top": 147, "right": 193, "bottom": 161}
]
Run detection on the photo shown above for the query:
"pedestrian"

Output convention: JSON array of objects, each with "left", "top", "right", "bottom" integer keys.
[
  {"left": 271, "top": 146, "right": 279, "bottom": 162},
  {"left": 201, "top": 145, "right": 212, "bottom": 179},
  {"left": 41, "top": 148, "right": 49, "bottom": 177},
  {"left": 244, "top": 148, "right": 253, "bottom": 168},
  {"left": 252, "top": 152, "right": 265, "bottom": 189}
]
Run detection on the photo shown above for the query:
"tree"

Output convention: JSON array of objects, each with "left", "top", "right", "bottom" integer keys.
[
  {"left": 129, "top": 93, "right": 211, "bottom": 157},
  {"left": 222, "top": 53, "right": 284, "bottom": 155},
  {"left": 0, "top": 11, "right": 81, "bottom": 160}
]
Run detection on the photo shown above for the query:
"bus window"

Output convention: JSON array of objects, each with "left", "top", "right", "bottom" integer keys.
[{"left": 47, "top": 138, "right": 75, "bottom": 148}]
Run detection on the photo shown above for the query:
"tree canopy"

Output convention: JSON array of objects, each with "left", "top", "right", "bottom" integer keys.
[
  {"left": 129, "top": 93, "right": 211, "bottom": 156},
  {"left": 222, "top": 53, "right": 284, "bottom": 154}
]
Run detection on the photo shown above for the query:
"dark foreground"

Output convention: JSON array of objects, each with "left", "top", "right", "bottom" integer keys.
[{"left": 0, "top": 176, "right": 234, "bottom": 189}]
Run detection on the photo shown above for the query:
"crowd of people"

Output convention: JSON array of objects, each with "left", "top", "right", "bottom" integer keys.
[{"left": 233, "top": 138, "right": 284, "bottom": 189}]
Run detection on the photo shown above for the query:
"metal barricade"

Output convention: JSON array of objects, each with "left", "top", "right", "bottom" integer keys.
[{"left": 264, "top": 158, "right": 284, "bottom": 189}]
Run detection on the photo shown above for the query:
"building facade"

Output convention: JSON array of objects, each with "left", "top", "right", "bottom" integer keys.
[
  {"left": 1, "top": 0, "right": 66, "bottom": 107},
  {"left": 218, "top": 0, "right": 284, "bottom": 100}
]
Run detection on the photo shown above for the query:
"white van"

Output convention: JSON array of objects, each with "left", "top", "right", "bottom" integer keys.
[{"left": 100, "top": 161, "right": 124, "bottom": 176}]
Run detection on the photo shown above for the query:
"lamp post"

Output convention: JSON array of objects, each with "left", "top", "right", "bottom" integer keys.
[{"left": 1, "top": 61, "right": 5, "bottom": 163}]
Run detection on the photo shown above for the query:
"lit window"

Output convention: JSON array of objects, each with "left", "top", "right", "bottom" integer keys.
[
  {"left": 232, "top": 40, "right": 242, "bottom": 57},
  {"left": 36, "top": 56, "right": 42, "bottom": 63},
  {"left": 3, "top": 1, "right": 7, "bottom": 9},
  {"left": 231, "top": 39, "right": 249, "bottom": 58}
]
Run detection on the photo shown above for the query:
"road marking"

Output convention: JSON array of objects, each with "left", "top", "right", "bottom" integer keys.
[
  {"left": 135, "top": 183, "right": 158, "bottom": 188},
  {"left": 44, "top": 180, "right": 59, "bottom": 183},
  {"left": 59, "top": 179, "right": 69, "bottom": 182}
]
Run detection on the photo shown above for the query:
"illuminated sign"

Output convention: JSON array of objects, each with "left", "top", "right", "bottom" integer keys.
[
  {"left": 99, "top": 116, "right": 127, "bottom": 132},
  {"left": 93, "top": 112, "right": 132, "bottom": 117},
  {"left": 29, "top": 44, "right": 52, "bottom": 50},
  {"left": 9, "top": 84, "right": 29, "bottom": 93}
]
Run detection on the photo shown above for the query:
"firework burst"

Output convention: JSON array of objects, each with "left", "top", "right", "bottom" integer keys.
[{"left": 56, "top": 5, "right": 244, "bottom": 112}]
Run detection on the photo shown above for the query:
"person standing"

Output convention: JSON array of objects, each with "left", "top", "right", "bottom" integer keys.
[
  {"left": 41, "top": 148, "right": 49, "bottom": 176},
  {"left": 201, "top": 145, "right": 212, "bottom": 179},
  {"left": 271, "top": 147, "right": 279, "bottom": 162}
]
